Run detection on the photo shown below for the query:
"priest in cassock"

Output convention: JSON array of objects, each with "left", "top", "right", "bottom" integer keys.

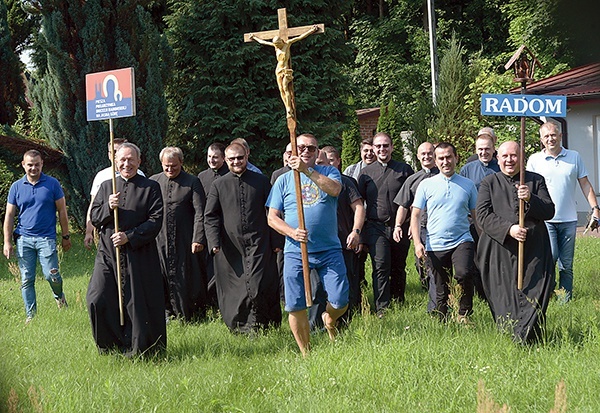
[
  {"left": 476, "top": 141, "right": 555, "bottom": 343},
  {"left": 204, "top": 142, "right": 282, "bottom": 333},
  {"left": 151, "top": 147, "right": 207, "bottom": 322},
  {"left": 87, "top": 143, "right": 166, "bottom": 356}
]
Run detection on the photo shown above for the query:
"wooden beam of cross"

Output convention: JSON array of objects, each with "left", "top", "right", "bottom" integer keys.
[{"left": 244, "top": 9, "right": 324, "bottom": 307}]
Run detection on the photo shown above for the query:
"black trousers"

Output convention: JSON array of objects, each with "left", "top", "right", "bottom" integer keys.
[
  {"left": 427, "top": 241, "right": 475, "bottom": 317},
  {"left": 364, "top": 220, "right": 410, "bottom": 312}
]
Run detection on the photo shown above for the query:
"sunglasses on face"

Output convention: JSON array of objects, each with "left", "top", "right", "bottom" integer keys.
[
  {"left": 227, "top": 155, "right": 245, "bottom": 161},
  {"left": 297, "top": 145, "right": 318, "bottom": 153},
  {"left": 374, "top": 144, "right": 390, "bottom": 149}
]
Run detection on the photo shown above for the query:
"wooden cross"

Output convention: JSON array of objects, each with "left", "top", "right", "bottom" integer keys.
[
  {"left": 243, "top": 9, "right": 324, "bottom": 45},
  {"left": 244, "top": 9, "right": 324, "bottom": 307}
]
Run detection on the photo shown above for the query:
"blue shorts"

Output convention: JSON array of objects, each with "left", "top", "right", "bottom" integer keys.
[{"left": 283, "top": 249, "right": 349, "bottom": 312}]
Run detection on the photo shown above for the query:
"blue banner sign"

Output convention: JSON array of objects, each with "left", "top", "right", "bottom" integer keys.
[{"left": 481, "top": 94, "right": 566, "bottom": 118}]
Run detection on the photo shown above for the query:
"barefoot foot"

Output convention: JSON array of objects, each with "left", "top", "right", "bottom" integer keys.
[{"left": 322, "top": 312, "right": 338, "bottom": 341}]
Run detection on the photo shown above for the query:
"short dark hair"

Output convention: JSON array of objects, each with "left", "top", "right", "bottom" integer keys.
[
  {"left": 360, "top": 138, "right": 373, "bottom": 147},
  {"left": 23, "top": 149, "right": 42, "bottom": 160},
  {"left": 434, "top": 142, "right": 457, "bottom": 157},
  {"left": 208, "top": 142, "right": 226, "bottom": 156},
  {"left": 320, "top": 145, "right": 340, "bottom": 159}
]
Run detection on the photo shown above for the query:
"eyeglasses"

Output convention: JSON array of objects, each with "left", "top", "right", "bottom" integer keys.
[
  {"left": 374, "top": 144, "right": 390, "bottom": 149},
  {"left": 297, "top": 145, "right": 318, "bottom": 153},
  {"left": 227, "top": 155, "right": 245, "bottom": 161}
]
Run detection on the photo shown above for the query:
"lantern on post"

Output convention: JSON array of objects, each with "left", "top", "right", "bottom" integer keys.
[{"left": 504, "top": 45, "right": 542, "bottom": 290}]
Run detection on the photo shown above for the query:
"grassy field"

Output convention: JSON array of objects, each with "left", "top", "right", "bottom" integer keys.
[{"left": 1, "top": 234, "right": 599, "bottom": 412}]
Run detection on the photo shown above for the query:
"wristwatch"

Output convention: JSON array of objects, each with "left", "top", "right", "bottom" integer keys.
[
  {"left": 62, "top": 234, "right": 70, "bottom": 240},
  {"left": 306, "top": 167, "right": 315, "bottom": 178},
  {"left": 593, "top": 205, "right": 600, "bottom": 211},
  {"left": 354, "top": 229, "right": 361, "bottom": 235}
]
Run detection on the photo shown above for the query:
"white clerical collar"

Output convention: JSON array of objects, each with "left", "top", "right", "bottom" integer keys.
[{"left": 423, "top": 167, "right": 431, "bottom": 173}]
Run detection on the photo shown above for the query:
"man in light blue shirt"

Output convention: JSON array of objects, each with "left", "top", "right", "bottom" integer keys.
[
  {"left": 411, "top": 142, "right": 478, "bottom": 322},
  {"left": 526, "top": 122, "right": 600, "bottom": 302}
]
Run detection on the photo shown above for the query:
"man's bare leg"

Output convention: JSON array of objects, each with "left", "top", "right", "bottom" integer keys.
[
  {"left": 322, "top": 303, "right": 348, "bottom": 341},
  {"left": 289, "top": 310, "right": 310, "bottom": 357}
]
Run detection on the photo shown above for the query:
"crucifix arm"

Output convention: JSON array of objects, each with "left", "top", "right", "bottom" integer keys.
[
  {"left": 287, "top": 25, "right": 319, "bottom": 45},
  {"left": 248, "top": 34, "right": 274, "bottom": 46}
]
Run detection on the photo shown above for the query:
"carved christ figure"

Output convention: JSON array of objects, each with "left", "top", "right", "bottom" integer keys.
[{"left": 249, "top": 25, "right": 319, "bottom": 118}]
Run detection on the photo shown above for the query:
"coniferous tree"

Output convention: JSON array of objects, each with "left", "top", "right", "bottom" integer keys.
[
  {"left": 28, "top": 0, "right": 171, "bottom": 227},
  {"left": 165, "top": 0, "right": 352, "bottom": 174},
  {"left": 0, "top": 0, "right": 28, "bottom": 126},
  {"left": 430, "top": 34, "right": 475, "bottom": 164}
]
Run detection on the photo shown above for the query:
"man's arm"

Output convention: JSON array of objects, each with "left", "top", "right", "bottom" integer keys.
[
  {"left": 393, "top": 206, "right": 408, "bottom": 242},
  {"left": 3, "top": 203, "right": 16, "bottom": 259},
  {"left": 346, "top": 199, "right": 365, "bottom": 250},
  {"left": 84, "top": 195, "right": 96, "bottom": 249},
  {"left": 55, "top": 197, "right": 71, "bottom": 252},
  {"left": 578, "top": 176, "right": 600, "bottom": 219},
  {"left": 309, "top": 169, "right": 342, "bottom": 197},
  {"left": 288, "top": 155, "right": 341, "bottom": 197},
  {"left": 410, "top": 207, "right": 425, "bottom": 259},
  {"left": 267, "top": 207, "right": 307, "bottom": 243}
]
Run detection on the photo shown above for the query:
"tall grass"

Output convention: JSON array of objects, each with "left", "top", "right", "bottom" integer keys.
[{"left": 1, "top": 235, "right": 599, "bottom": 412}]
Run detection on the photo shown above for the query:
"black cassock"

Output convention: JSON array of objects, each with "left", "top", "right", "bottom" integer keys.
[
  {"left": 204, "top": 170, "right": 282, "bottom": 332},
  {"left": 151, "top": 171, "right": 208, "bottom": 321},
  {"left": 476, "top": 171, "right": 555, "bottom": 343},
  {"left": 87, "top": 174, "right": 166, "bottom": 356}
]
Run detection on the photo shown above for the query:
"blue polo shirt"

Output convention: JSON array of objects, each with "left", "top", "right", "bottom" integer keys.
[
  {"left": 413, "top": 173, "right": 477, "bottom": 251},
  {"left": 526, "top": 147, "right": 587, "bottom": 223},
  {"left": 8, "top": 173, "right": 65, "bottom": 238}
]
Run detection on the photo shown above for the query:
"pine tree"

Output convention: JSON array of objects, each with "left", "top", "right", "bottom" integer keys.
[
  {"left": 28, "top": 0, "right": 171, "bottom": 227},
  {"left": 430, "top": 34, "right": 475, "bottom": 164},
  {"left": 165, "top": 0, "right": 352, "bottom": 174},
  {"left": 0, "top": 0, "right": 28, "bottom": 126}
]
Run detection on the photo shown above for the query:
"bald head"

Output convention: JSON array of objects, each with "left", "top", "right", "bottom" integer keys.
[
  {"left": 417, "top": 142, "right": 435, "bottom": 169},
  {"left": 497, "top": 141, "right": 520, "bottom": 177}
]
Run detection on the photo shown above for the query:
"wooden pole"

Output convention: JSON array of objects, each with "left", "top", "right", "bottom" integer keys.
[
  {"left": 109, "top": 119, "right": 125, "bottom": 325},
  {"left": 287, "top": 117, "right": 312, "bottom": 307},
  {"left": 517, "top": 81, "right": 526, "bottom": 290}
]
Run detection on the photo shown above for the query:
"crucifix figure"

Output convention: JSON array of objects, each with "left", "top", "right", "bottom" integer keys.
[
  {"left": 244, "top": 9, "right": 324, "bottom": 311},
  {"left": 245, "top": 10, "right": 324, "bottom": 119}
]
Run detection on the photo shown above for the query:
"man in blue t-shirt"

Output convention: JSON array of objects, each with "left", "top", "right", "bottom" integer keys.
[
  {"left": 411, "top": 142, "right": 478, "bottom": 323},
  {"left": 3, "top": 150, "right": 72, "bottom": 323},
  {"left": 267, "top": 133, "right": 349, "bottom": 357}
]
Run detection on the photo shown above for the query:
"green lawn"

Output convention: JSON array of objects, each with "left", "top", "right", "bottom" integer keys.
[{"left": 1, "top": 234, "right": 599, "bottom": 412}]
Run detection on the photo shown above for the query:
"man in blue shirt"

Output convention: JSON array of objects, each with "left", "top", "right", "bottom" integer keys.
[
  {"left": 267, "top": 133, "right": 349, "bottom": 357},
  {"left": 3, "top": 150, "right": 72, "bottom": 323},
  {"left": 411, "top": 142, "right": 478, "bottom": 322},
  {"left": 459, "top": 134, "right": 500, "bottom": 301},
  {"left": 527, "top": 122, "right": 600, "bottom": 302}
]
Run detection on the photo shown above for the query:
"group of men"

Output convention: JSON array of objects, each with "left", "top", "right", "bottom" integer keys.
[{"left": 4, "top": 121, "right": 599, "bottom": 357}]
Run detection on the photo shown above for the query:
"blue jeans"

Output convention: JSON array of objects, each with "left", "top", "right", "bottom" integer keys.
[
  {"left": 545, "top": 221, "right": 577, "bottom": 300},
  {"left": 16, "top": 236, "right": 63, "bottom": 317}
]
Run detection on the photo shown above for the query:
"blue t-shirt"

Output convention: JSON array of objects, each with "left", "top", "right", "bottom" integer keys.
[
  {"left": 266, "top": 165, "right": 341, "bottom": 253},
  {"left": 413, "top": 173, "right": 477, "bottom": 251},
  {"left": 526, "top": 147, "right": 587, "bottom": 223},
  {"left": 8, "top": 173, "right": 65, "bottom": 238}
]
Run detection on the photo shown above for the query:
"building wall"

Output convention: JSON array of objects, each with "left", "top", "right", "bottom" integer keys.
[
  {"left": 564, "top": 103, "right": 600, "bottom": 223},
  {"left": 358, "top": 113, "right": 379, "bottom": 141}
]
